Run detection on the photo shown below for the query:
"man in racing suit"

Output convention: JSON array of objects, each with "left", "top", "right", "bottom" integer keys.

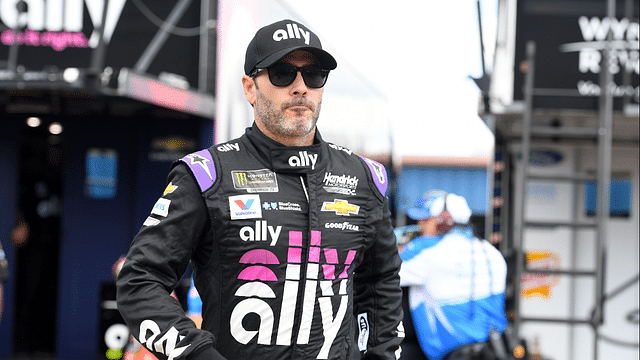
[{"left": 116, "top": 19, "right": 404, "bottom": 360}]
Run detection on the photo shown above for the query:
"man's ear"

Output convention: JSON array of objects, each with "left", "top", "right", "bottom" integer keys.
[{"left": 242, "top": 75, "right": 257, "bottom": 105}]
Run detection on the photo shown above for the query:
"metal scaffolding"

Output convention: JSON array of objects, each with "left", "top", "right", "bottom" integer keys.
[{"left": 483, "top": 1, "right": 639, "bottom": 358}]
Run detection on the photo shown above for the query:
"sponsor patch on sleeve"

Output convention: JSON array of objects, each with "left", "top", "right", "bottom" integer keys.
[
  {"left": 151, "top": 198, "right": 171, "bottom": 217},
  {"left": 143, "top": 216, "right": 161, "bottom": 227},
  {"left": 163, "top": 182, "right": 178, "bottom": 195}
]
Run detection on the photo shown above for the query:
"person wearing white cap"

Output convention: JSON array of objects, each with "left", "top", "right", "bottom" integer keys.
[{"left": 398, "top": 191, "right": 508, "bottom": 360}]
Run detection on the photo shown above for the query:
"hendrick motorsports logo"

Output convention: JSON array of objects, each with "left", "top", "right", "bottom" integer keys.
[
  {"left": 232, "top": 169, "right": 278, "bottom": 193},
  {"left": 323, "top": 172, "right": 358, "bottom": 196}
]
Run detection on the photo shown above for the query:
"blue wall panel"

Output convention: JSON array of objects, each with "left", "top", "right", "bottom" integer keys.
[
  {"left": 0, "top": 118, "right": 19, "bottom": 358},
  {"left": 57, "top": 118, "right": 203, "bottom": 359},
  {"left": 395, "top": 166, "right": 488, "bottom": 216},
  {"left": 58, "top": 120, "right": 137, "bottom": 358}
]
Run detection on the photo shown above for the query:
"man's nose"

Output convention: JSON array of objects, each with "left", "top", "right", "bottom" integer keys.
[{"left": 289, "top": 71, "right": 308, "bottom": 96}]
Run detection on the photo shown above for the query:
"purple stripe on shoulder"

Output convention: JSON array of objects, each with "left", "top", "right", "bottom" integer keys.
[
  {"left": 359, "top": 156, "right": 388, "bottom": 195},
  {"left": 180, "top": 149, "right": 216, "bottom": 192}
]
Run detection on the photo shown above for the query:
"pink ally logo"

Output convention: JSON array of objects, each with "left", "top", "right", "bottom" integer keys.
[{"left": 231, "top": 230, "right": 356, "bottom": 359}]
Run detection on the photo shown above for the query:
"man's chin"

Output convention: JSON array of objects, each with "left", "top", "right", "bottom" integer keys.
[{"left": 282, "top": 121, "right": 315, "bottom": 137}]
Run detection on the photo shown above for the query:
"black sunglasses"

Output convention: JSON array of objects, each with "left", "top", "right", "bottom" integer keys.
[{"left": 250, "top": 63, "right": 330, "bottom": 89}]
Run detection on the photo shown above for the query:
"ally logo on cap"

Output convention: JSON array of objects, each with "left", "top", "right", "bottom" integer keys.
[{"left": 272, "top": 23, "right": 311, "bottom": 45}]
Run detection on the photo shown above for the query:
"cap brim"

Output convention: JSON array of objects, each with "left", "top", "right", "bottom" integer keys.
[
  {"left": 407, "top": 208, "right": 431, "bottom": 221},
  {"left": 254, "top": 46, "right": 337, "bottom": 72}
]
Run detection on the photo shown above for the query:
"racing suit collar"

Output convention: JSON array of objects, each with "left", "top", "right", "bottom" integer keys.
[{"left": 244, "top": 123, "right": 329, "bottom": 173}]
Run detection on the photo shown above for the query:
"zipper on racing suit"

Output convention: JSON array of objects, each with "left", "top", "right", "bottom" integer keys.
[{"left": 288, "top": 173, "right": 318, "bottom": 358}]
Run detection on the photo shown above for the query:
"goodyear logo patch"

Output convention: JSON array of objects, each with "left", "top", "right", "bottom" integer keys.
[{"left": 232, "top": 169, "right": 279, "bottom": 193}]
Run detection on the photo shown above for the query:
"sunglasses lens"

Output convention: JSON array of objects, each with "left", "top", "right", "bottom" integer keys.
[
  {"left": 268, "top": 65, "right": 298, "bottom": 87},
  {"left": 301, "top": 67, "right": 328, "bottom": 88},
  {"left": 267, "top": 64, "right": 328, "bottom": 88}
]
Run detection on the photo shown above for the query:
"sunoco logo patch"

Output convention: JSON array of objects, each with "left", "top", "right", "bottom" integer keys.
[{"left": 232, "top": 169, "right": 279, "bottom": 193}]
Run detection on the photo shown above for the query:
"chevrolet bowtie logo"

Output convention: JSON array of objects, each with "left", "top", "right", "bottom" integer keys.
[{"left": 321, "top": 199, "right": 360, "bottom": 216}]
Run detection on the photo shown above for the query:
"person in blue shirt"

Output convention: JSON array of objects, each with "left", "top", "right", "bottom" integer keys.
[{"left": 398, "top": 190, "right": 508, "bottom": 360}]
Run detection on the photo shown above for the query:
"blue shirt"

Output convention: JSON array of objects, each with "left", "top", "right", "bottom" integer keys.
[{"left": 398, "top": 227, "right": 507, "bottom": 360}]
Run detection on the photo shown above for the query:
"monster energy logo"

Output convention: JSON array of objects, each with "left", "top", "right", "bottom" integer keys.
[
  {"left": 235, "top": 172, "right": 248, "bottom": 186},
  {"left": 232, "top": 169, "right": 279, "bottom": 193}
]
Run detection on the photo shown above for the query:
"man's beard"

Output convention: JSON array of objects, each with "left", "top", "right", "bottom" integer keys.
[{"left": 255, "top": 90, "right": 321, "bottom": 138}]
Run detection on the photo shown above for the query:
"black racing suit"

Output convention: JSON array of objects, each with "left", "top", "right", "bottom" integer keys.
[{"left": 116, "top": 124, "right": 404, "bottom": 360}]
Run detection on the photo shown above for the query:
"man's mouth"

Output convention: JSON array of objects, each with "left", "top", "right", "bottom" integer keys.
[
  {"left": 287, "top": 105, "right": 309, "bottom": 112},
  {"left": 284, "top": 99, "right": 313, "bottom": 112}
]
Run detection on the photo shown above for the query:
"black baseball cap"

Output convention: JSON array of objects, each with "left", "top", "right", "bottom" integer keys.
[{"left": 244, "top": 19, "right": 337, "bottom": 75}]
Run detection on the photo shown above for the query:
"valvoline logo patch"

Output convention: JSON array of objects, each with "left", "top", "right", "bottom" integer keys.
[
  {"left": 235, "top": 198, "right": 255, "bottom": 210},
  {"left": 230, "top": 194, "right": 262, "bottom": 220}
]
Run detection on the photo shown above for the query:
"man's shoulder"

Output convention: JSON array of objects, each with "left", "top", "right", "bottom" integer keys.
[
  {"left": 325, "top": 143, "right": 389, "bottom": 197},
  {"left": 173, "top": 148, "right": 218, "bottom": 193},
  {"left": 400, "top": 236, "right": 441, "bottom": 261},
  {"left": 326, "top": 142, "right": 356, "bottom": 157}
]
